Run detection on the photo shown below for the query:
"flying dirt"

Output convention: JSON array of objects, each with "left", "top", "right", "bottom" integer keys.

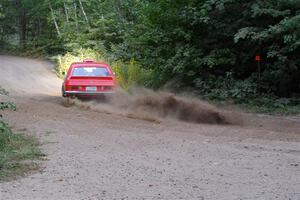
[
  {"left": 62, "top": 89, "right": 232, "bottom": 125},
  {"left": 0, "top": 55, "right": 299, "bottom": 200}
]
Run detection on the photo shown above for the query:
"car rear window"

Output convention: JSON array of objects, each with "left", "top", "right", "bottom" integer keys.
[{"left": 72, "top": 67, "right": 110, "bottom": 76}]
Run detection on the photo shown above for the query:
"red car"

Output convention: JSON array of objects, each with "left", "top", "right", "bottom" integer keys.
[{"left": 62, "top": 59, "right": 116, "bottom": 97}]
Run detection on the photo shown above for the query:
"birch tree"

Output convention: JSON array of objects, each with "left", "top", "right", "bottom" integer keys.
[
  {"left": 78, "top": 0, "right": 88, "bottom": 23},
  {"left": 73, "top": 0, "right": 79, "bottom": 32},
  {"left": 64, "top": 2, "right": 69, "bottom": 23},
  {"left": 48, "top": 1, "right": 60, "bottom": 35}
]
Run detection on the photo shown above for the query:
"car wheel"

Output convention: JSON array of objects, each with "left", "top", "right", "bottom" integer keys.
[{"left": 62, "top": 86, "right": 67, "bottom": 97}]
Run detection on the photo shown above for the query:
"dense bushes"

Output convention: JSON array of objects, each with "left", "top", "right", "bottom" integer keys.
[{"left": 194, "top": 74, "right": 258, "bottom": 103}]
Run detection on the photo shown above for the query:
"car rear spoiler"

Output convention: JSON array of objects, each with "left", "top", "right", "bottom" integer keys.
[{"left": 70, "top": 76, "right": 114, "bottom": 80}]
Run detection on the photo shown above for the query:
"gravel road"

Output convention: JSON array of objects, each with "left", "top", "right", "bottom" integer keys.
[{"left": 0, "top": 55, "right": 299, "bottom": 200}]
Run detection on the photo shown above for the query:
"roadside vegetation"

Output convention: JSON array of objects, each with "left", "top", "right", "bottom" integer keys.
[
  {"left": 0, "top": 87, "right": 41, "bottom": 181},
  {"left": 0, "top": 0, "right": 299, "bottom": 114}
]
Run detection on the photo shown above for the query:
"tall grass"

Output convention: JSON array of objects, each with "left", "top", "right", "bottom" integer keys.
[{"left": 111, "top": 59, "right": 153, "bottom": 90}]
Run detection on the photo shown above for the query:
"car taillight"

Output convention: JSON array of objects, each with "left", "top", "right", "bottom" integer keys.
[
  {"left": 104, "top": 86, "right": 113, "bottom": 90},
  {"left": 72, "top": 86, "right": 79, "bottom": 90}
]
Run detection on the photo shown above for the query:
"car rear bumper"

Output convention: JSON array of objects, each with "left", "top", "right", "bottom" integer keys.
[{"left": 65, "top": 91, "right": 115, "bottom": 95}]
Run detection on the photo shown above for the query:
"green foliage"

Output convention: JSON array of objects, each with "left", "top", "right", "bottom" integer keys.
[
  {"left": 0, "top": 87, "right": 16, "bottom": 111},
  {"left": 112, "top": 60, "right": 139, "bottom": 90},
  {"left": 243, "top": 97, "right": 300, "bottom": 115},
  {"left": 233, "top": 0, "right": 300, "bottom": 97},
  {"left": 0, "top": 87, "right": 8, "bottom": 96},
  {"left": 194, "top": 73, "right": 258, "bottom": 103},
  {"left": 0, "top": 121, "right": 41, "bottom": 181},
  {"left": 0, "top": 102, "right": 16, "bottom": 111},
  {"left": 111, "top": 59, "right": 156, "bottom": 90}
]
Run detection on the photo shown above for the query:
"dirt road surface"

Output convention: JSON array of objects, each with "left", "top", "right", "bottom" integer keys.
[{"left": 0, "top": 55, "right": 299, "bottom": 200}]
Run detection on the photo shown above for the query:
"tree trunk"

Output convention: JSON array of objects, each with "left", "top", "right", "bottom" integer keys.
[
  {"left": 49, "top": 2, "right": 61, "bottom": 35},
  {"left": 73, "top": 0, "right": 79, "bottom": 32},
  {"left": 15, "top": 0, "right": 26, "bottom": 45},
  {"left": 64, "top": 2, "right": 69, "bottom": 23},
  {"left": 20, "top": 9, "right": 27, "bottom": 44},
  {"left": 78, "top": 0, "right": 88, "bottom": 23},
  {"left": 38, "top": 18, "right": 42, "bottom": 35}
]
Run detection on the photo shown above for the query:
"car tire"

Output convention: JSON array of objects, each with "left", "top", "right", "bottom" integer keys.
[{"left": 62, "top": 86, "right": 67, "bottom": 97}]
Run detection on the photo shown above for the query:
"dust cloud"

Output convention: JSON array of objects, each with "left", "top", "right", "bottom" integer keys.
[{"left": 62, "top": 88, "right": 235, "bottom": 125}]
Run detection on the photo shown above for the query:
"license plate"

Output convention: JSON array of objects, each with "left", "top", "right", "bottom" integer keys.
[{"left": 86, "top": 86, "right": 97, "bottom": 91}]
